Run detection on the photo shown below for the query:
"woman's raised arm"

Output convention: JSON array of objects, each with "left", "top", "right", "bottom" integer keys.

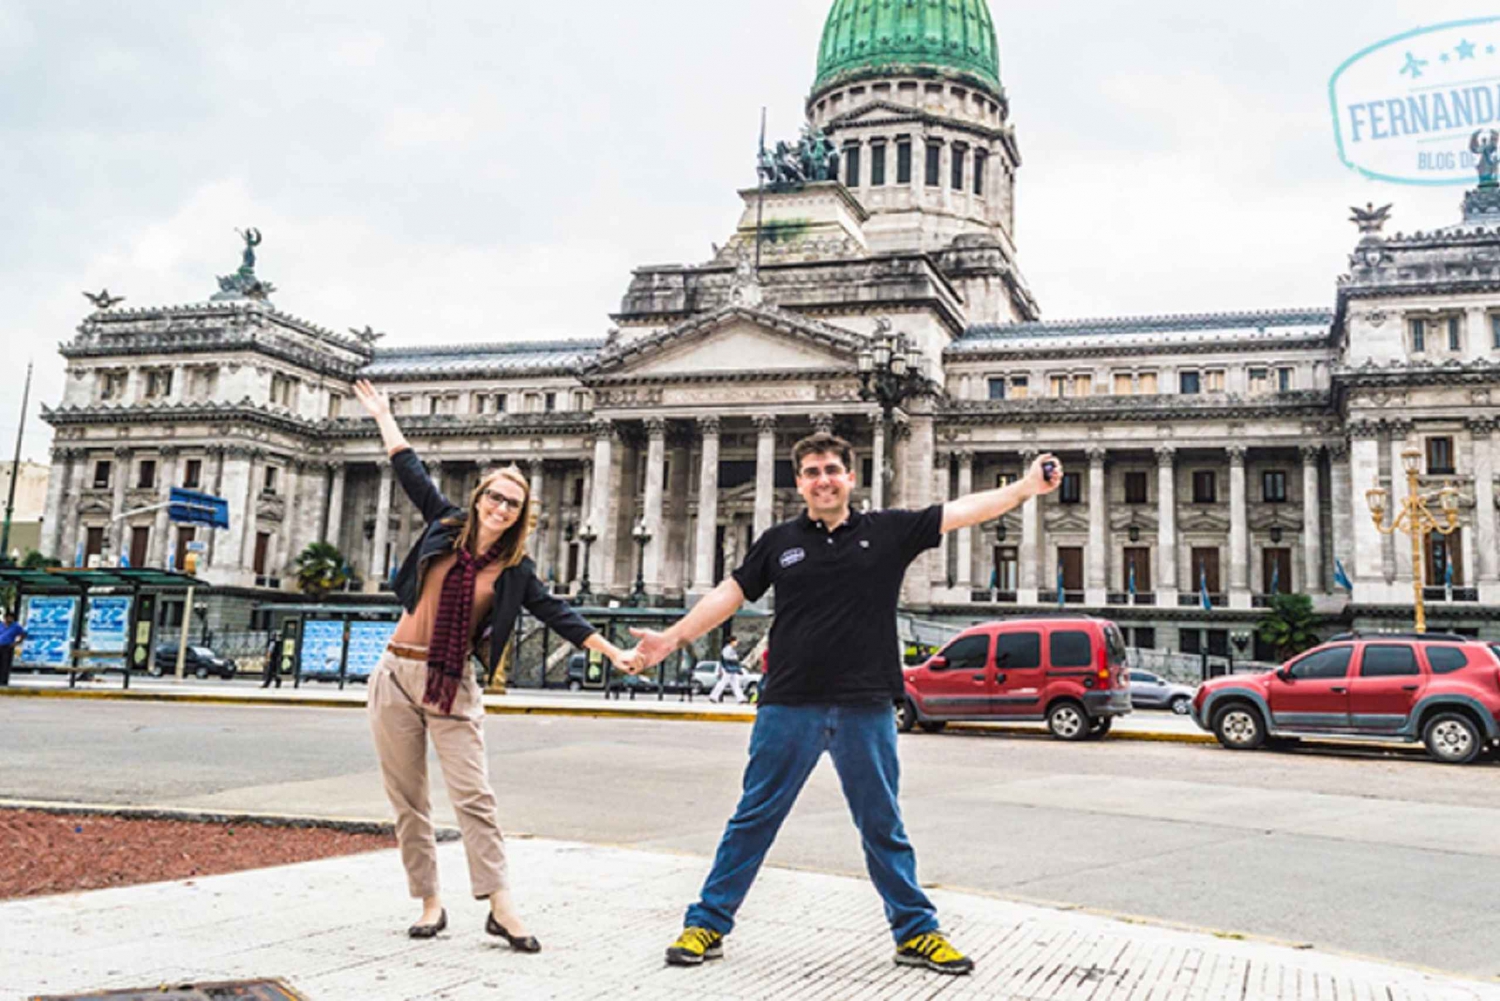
[{"left": 353, "top": 379, "right": 410, "bottom": 456}]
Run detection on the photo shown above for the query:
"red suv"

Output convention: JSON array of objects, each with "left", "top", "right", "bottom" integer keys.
[
  {"left": 1193, "top": 633, "right": 1500, "bottom": 764},
  {"left": 899, "top": 617, "right": 1132, "bottom": 740}
]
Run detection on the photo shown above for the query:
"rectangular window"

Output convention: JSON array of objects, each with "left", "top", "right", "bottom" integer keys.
[
  {"left": 495, "top": 393, "right": 508, "bottom": 414},
  {"left": 987, "top": 377, "right": 1007, "bottom": 400},
  {"left": 1448, "top": 316, "right": 1462, "bottom": 351},
  {"left": 263, "top": 466, "right": 279, "bottom": 496},
  {"left": 1360, "top": 644, "right": 1419, "bottom": 678},
  {"left": 85, "top": 525, "right": 105, "bottom": 563},
  {"left": 1426, "top": 436, "right": 1455, "bottom": 474},
  {"left": 1010, "top": 376, "right": 1028, "bottom": 399},
  {"left": 1133, "top": 626, "right": 1157, "bottom": 649},
  {"left": 844, "top": 144, "right": 861, "bottom": 186},
  {"left": 1123, "top": 547, "right": 1152, "bottom": 592},
  {"left": 183, "top": 459, "right": 202, "bottom": 489},
  {"left": 100, "top": 371, "right": 125, "bottom": 401},
  {"left": 1410, "top": 318, "right": 1426, "bottom": 352},
  {"left": 1493, "top": 314, "right": 1500, "bottom": 350},
  {"left": 428, "top": 397, "right": 441, "bottom": 415},
  {"left": 1179, "top": 371, "right": 1201, "bottom": 395},
  {"left": 174, "top": 526, "right": 195, "bottom": 572},
  {"left": 993, "top": 629, "right": 1040, "bottom": 668},
  {"left": 995, "top": 472, "right": 1016, "bottom": 489},
  {"left": 1124, "top": 471, "right": 1148, "bottom": 504},
  {"left": 1427, "top": 528, "right": 1463, "bottom": 585},
  {"left": 1191, "top": 547, "right": 1221, "bottom": 593},
  {"left": 1137, "top": 372, "right": 1158, "bottom": 394},
  {"left": 869, "top": 142, "right": 886, "bottom": 186},
  {"left": 925, "top": 143, "right": 941, "bottom": 186},
  {"left": 950, "top": 146, "right": 965, "bottom": 190},
  {"left": 973, "top": 149, "right": 986, "bottom": 195},
  {"left": 545, "top": 391, "right": 557, "bottom": 413},
  {"left": 1192, "top": 470, "right": 1217, "bottom": 503},
  {"left": 1113, "top": 373, "right": 1134, "bottom": 396},
  {"left": 253, "top": 532, "right": 271, "bottom": 577},
  {"left": 1073, "top": 374, "right": 1093, "bottom": 396},
  {"left": 1056, "top": 548, "right": 1084, "bottom": 593},
  {"left": 1277, "top": 367, "right": 1294, "bottom": 391},
  {"left": 327, "top": 394, "right": 343, "bottom": 419},
  {"left": 93, "top": 461, "right": 112, "bottom": 489},
  {"left": 136, "top": 459, "right": 156, "bottom": 490},
  {"left": 1203, "top": 370, "right": 1225, "bottom": 392},
  {"left": 1051, "top": 629, "right": 1092, "bottom": 666},
  {"left": 993, "top": 546, "right": 1019, "bottom": 591},
  {"left": 1262, "top": 470, "right": 1287, "bottom": 503},
  {"left": 1059, "top": 472, "right": 1082, "bottom": 504},
  {"left": 1262, "top": 547, "right": 1291, "bottom": 594},
  {"left": 1049, "top": 375, "right": 1068, "bottom": 398},
  {"left": 1248, "top": 367, "right": 1269, "bottom": 394},
  {"left": 896, "top": 140, "right": 912, "bottom": 183},
  {"left": 129, "top": 526, "right": 150, "bottom": 570},
  {"left": 145, "top": 369, "right": 172, "bottom": 398}
]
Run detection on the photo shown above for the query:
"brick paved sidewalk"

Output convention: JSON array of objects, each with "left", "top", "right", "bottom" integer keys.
[{"left": 4, "top": 838, "right": 1494, "bottom": 1001}]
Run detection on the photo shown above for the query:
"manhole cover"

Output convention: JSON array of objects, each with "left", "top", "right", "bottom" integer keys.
[{"left": 32, "top": 980, "right": 308, "bottom": 1001}]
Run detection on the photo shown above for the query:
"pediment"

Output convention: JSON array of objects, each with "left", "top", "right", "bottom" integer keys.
[
  {"left": 1179, "top": 510, "right": 1231, "bottom": 533},
  {"left": 587, "top": 306, "right": 865, "bottom": 379},
  {"left": 828, "top": 100, "right": 919, "bottom": 128}
]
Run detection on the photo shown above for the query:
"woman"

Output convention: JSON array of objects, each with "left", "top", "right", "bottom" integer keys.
[{"left": 353, "top": 379, "right": 633, "bottom": 950}]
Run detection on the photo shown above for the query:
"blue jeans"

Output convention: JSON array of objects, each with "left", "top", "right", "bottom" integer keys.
[{"left": 684, "top": 703, "right": 939, "bottom": 944}]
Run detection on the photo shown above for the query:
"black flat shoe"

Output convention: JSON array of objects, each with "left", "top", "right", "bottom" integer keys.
[
  {"left": 408, "top": 909, "right": 447, "bottom": 939},
  {"left": 486, "top": 913, "right": 541, "bottom": 953}
]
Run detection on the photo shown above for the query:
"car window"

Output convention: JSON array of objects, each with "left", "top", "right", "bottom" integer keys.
[
  {"left": 994, "top": 631, "right": 1041, "bottom": 669},
  {"left": 1103, "top": 623, "right": 1129, "bottom": 666},
  {"left": 1425, "top": 646, "right": 1469, "bottom": 675},
  {"left": 1287, "top": 646, "right": 1353, "bottom": 680},
  {"left": 1359, "top": 644, "right": 1419, "bottom": 678},
  {"left": 1050, "top": 630, "right": 1093, "bottom": 668},
  {"left": 191, "top": 647, "right": 215, "bottom": 657},
  {"left": 938, "top": 635, "right": 989, "bottom": 671},
  {"left": 1129, "top": 672, "right": 1152, "bottom": 683}
]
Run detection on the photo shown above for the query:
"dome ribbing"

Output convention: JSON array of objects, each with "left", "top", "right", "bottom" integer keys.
[{"left": 813, "top": 0, "right": 1001, "bottom": 96}]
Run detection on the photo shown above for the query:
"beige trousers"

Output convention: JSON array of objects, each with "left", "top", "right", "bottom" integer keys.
[{"left": 367, "top": 650, "right": 507, "bottom": 900}]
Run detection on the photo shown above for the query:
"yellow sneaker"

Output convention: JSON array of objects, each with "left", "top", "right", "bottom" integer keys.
[
  {"left": 895, "top": 930, "right": 974, "bottom": 975},
  {"left": 665, "top": 926, "right": 724, "bottom": 966}
]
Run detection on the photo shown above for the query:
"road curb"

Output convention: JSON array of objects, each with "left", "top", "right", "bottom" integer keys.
[{"left": 0, "top": 797, "right": 462, "bottom": 841}]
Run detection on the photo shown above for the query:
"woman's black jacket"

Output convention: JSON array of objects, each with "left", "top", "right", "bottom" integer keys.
[{"left": 387, "top": 447, "right": 596, "bottom": 676}]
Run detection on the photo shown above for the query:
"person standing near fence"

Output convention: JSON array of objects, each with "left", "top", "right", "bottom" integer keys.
[
  {"left": 352, "top": 379, "right": 636, "bottom": 951},
  {"left": 710, "top": 635, "right": 747, "bottom": 703},
  {"left": 0, "top": 610, "right": 26, "bottom": 687},
  {"left": 260, "top": 632, "right": 282, "bottom": 689}
]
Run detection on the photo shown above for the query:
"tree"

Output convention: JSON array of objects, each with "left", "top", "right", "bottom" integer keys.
[
  {"left": 294, "top": 542, "right": 349, "bottom": 599},
  {"left": 1256, "top": 593, "right": 1320, "bottom": 661},
  {"left": 22, "top": 550, "right": 58, "bottom": 570}
]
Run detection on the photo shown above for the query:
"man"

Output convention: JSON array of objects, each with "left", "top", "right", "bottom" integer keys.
[
  {"left": 709, "top": 635, "right": 746, "bottom": 704},
  {"left": 261, "top": 632, "right": 283, "bottom": 689},
  {"left": 0, "top": 610, "right": 27, "bottom": 687},
  {"left": 630, "top": 432, "right": 1061, "bottom": 976}
]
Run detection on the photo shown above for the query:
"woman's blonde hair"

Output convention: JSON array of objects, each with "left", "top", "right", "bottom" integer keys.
[{"left": 446, "top": 464, "right": 532, "bottom": 566}]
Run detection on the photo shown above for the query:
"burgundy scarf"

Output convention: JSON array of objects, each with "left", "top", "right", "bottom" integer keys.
[{"left": 424, "top": 538, "right": 509, "bottom": 714}]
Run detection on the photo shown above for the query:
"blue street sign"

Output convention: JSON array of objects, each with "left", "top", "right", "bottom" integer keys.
[{"left": 169, "top": 487, "right": 230, "bottom": 529}]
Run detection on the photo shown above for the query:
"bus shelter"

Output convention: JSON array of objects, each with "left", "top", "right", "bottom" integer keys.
[
  {"left": 254, "top": 602, "right": 403, "bottom": 691},
  {"left": 0, "top": 567, "right": 204, "bottom": 689}
]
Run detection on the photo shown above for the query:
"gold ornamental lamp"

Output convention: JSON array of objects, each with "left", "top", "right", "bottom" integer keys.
[{"left": 1366, "top": 449, "right": 1461, "bottom": 633}]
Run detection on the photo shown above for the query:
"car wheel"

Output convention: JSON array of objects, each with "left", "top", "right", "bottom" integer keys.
[
  {"left": 1087, "top": 716, "right": 1113, "bottom": 738},
  {"left": 895, "top": 699, "right": 917, "bottom": 733},
  {"left": 1423, "top": 711, "right": 1483, "bottom": 765},
  {"left": 1211, "top": 703, "right": 1265, "bottom": 751},
  {"left": 567, "top": 680, "right": 583, "bottom": 692},
  {"left": 1046, "top": 701, "right": 1089, "bottom": 741},
  {"left": 919, "top": 721, "right": 948, "bottom": 734},
  {"left": 194, "top": 666, "right": 209, "bottom": 680},
  {"left": 1169, "top": 695, "right": 1191, "bottom": 715}
]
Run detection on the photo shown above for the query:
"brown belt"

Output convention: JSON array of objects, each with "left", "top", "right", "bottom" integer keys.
[{"left": 387, "top": 642, "right": 429, "bottom": 661}]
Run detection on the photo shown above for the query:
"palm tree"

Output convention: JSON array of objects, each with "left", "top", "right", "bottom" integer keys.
[
  {"left": 294, "top": 542, "right": 349, "bottom": 599},
  {"left": 1256, "top": 593, "right": 1320, "bottom": 661}
]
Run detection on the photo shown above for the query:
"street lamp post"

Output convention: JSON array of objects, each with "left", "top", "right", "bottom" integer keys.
[
  {"left": 1229, "top": 628, "right": 1252, "bottom": 674},
  {"left": 630, "top": 518, "right": 652, "bottom": 606},
  {"left": 857, "top": 320, "right": 930, "bottom": 508},
  {"left": 1366, "top": 448, "right": 1461, "bottom": 633},
  {"left": 576, "top": 522, "right": 598, "bottom": 604}
]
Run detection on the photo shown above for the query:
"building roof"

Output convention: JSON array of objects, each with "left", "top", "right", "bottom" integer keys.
[
  {"left": 813, "top": 0, "right": 1001, "bottom": 96},
  {"left": 360, "top": 339, "right": 605, "bottom": 380},
  {"left": 951, "top": 308, "right": 1334, "bottom": 354}
]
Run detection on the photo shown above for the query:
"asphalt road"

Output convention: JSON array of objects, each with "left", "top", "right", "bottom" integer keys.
[{"left": 2, "top": 698, "right": 1497, "bottom": 979}]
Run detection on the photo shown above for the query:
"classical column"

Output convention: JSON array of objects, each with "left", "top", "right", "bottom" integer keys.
[
  {"left": 586, "top": 420, "right": 616, "bottom": 590},
  {"left": 150, "top": 447, "right": 179, "bottom": 568},
  {"left": 525, "top": 458, "right": 547, "bottom": 580},
  {"left": 1387, "top": 421, "right": 1414, "bottom": 584},
  {"left": 692, "top": 416, "right": 721, "bottom": 594},
  {"left": 58, "top": 449, "right": 82, "bottom": 565},
  {"left": 1018, "top": 449, "right": 1040, "bottom": 602},
  {"left": 368, "top": 459, "right": 393, "bottom": 592},
  {"left": 1348, "top": 422, "right": 1386, "bottom": 593},
  {"left": 205, "top": 446, "right": 227, "bottom": 568},
  {"left": 1469, "top": 418, "right": 1498, "bottom": 587},
  {"left": 1300, "top": 445, "right": 1323, "bottom": 594},
  {"left": 1329, "top": 442, "right": 1352, "bottom": 596},
  {"left": 241, "top": 449, "right": 264, "bottom": 579},
  {"left": 868, "top": 413, "right": 887, "bottom": 509},
  {"left": 891, "top": 419, "right": 913, "bottom": 509},
  {"left": 902, "top": 415, "right": 934, "bottom": 604},
  {"left": 1086, "top": 446, "right": 1108, "bottom": 604},
  {"left": 39, "top": 446, "right": 72, "bottom": 560},
  {"left": 1156, "top": 447, "right": 1178, "bottom": 597},
  {"left": 955, "top": 450, "right": 974, "bottom": 589},
  {"left": 106, "top": 446, "right": 133, "bottom": 560},
  {"left": 753, "top": 414, "right": 776, "bottom": 539},
  {"left": 324, "top": 461, "right": 347, "bottom": 549},
  {"left": 1227, "top": 446, "right": 1249, "bottom": 606},
  {"left": 638, "top": 418, "right": 667, "bottom": 593},
  {"left": 580, "top": 457, "right": 594, "bottom": 522}
]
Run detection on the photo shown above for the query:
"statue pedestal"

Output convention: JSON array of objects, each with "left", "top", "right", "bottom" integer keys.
[
  {"left": 1462, "top": 186, "right": 1500, "bottom": 225},
  {"left": 716, "top": 181, "right": 870, "bottom": 265}
]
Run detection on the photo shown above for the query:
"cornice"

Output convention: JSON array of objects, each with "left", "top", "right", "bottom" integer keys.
[
  {"left": 946, "top": 336, "right": 1330, "bottom": 364},
  {"left": 939, "top": 390, "right": 1333, "bottom": 425}
]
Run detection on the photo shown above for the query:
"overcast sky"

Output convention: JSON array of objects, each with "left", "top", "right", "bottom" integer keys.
[{"left": 0, "top": 0, "right": 1488, "bottom": 462}]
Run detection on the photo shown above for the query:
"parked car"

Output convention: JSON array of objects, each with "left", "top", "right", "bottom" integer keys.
[
  {"left": 1128, "top": 670, "right": 1196, "bottom": 714},
  {"left": 1192, "top": 632, "right": 1500, "bottom": 764},
  {"left": 564, "top": 652, "right": 657, "bottom": 693},
  {"left": 151, "top": 644, "right": 236, "bottom": 680},
  {"left": 900, "top": 617, "right": 1132, "bottom": 740},
  {"left": 690, "top": 660, "right": 764, "bottom": 700}
]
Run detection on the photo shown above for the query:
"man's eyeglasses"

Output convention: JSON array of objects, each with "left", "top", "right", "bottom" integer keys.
[
  {"left": 479, "top": 489, "right": 525, "bottom": 512},
  {"left": 798, "top": 464, "right": 848, "bottom": 480}
]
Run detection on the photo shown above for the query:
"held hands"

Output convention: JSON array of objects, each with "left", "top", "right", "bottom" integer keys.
[
  {"left": 627, "top": 627, "right": 677, "bottom": 671},
  {"left": 352, "top": 379, "right": 391, "bottom": 420},
  {"left": 1027, "top": 453, "right": 1064, "bottom": 498},
  {"left": 604, "top": 644, "right": 644, "bottom": 676}
]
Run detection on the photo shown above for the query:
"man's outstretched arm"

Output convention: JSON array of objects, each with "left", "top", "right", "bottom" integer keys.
[
  {"left": 940, "top": 452, "right": 1062, "bottom": 534},
  {"left": 629, "top": 577, "right": 746, "bottom": 669}
]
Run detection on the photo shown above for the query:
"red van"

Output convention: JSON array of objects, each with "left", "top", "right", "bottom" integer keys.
[{"left": 899, "top": 617, "right": 1132, "bottom": 739}]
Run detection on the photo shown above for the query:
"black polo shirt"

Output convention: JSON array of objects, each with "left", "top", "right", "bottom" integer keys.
[{"left": 732, "top": 504, "right": 943, "bottom": 706}]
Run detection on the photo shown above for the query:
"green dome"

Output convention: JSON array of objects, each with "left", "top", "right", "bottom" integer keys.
[{"left": 813, "top": 0, "right": 1001, "bottom": 96}]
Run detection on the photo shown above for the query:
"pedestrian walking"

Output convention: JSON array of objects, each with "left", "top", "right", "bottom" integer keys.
[
  {"left": 630, "top": 432, "right": 1061, "bottom": 976},
  {"left": 351, "top": 379, "right": 636, "bottom": 951},
  {"left": 709, "top": 635, "right": 747, "bottom": 703},
  {"left": 0, "top": 610, "right": 26, "bottom": 687},
  {"left": 260, "top": 632, "right": 282, "bottom": 688}
]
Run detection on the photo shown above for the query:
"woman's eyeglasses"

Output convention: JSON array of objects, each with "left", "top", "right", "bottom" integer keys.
[{"left": 479, "top": 489, "right": 525, "bottom": 512}]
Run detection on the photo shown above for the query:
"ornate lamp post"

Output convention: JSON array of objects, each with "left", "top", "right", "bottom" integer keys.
[
  {"left": 1366, "top": 448, "right": 1461, "bottom": 633},
  {"left": 857, "top": 320, "right": 929, "bottom": 506},
  {"left": 630, "top": 518, "right": 652, "bottom": 606},
  {"left": 576, "top": 522, "right": 598, "bottom": 604},
  {"left": 1229, "top": 628, "right": 1252, "bottom": 673}
]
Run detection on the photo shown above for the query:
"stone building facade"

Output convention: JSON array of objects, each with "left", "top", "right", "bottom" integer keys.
[{"left": 38, "top": 0, "right": 1500, "bottom": 647}]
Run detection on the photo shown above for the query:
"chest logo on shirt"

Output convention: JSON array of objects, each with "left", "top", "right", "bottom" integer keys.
[
  {"left": 779, "top": 547, "right": 806, "bottom": 568},
  {"left": 859, "top": 540, "right": 870, "bottom": 549}
]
